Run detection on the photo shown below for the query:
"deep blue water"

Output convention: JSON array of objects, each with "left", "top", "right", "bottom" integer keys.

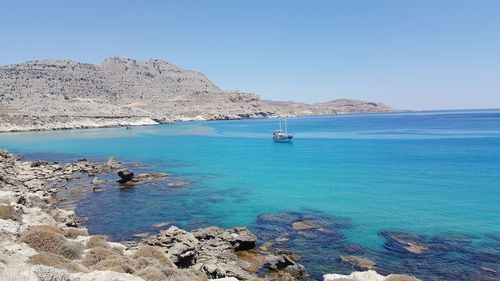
[{"left": 1, "top": 110, "right": 499, "bottom": 280}]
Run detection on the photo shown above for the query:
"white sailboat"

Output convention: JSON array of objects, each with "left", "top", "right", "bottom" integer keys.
[{"left": 273, "top": 117, "right": 293, "bottom": 142}]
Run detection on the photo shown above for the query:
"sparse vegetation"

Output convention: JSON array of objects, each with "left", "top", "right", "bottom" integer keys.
[
  {"left": 21, "top": 225, "right": 82, "bottom": 260},
  {"left": 86, "top": 235, "right": 109, "bottom": 248},
  {"left": 28, "top": 252, "right": 82, "bottom": 272},
  {"left": 63, "top": 227, "right": 88, "bottom": 238},
  {"left": 161, "top": 268, "right": 208, "bottom": 281},
  {"left": 92, "top": 257, "right": 136, "bottom": 274},
  {"left": 81, "top": 246, "right": 118, "bottom": 267},
  {"left": 132, "top": 245, "right": 174, "bottom": 268},
  {"left": 135, "top": 266, "right": 167, "bottom": 281}
]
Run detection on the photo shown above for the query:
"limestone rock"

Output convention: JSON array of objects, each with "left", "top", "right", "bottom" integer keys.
[
  {"left": 32, "top": 265, "right": 72, "bottom": 281},
  {"left": 144, "top": 225, "right": 199, "bottom": 267},
  {"left": 70, "top": 270, "right": 145, "bottom": 281},
  {"left": 90, "top": 177, "right": 106, "bottom": 185},
  {"left": 323, "top": 270, "right": 421, "bottom": 281},
  {"left": 265, "top": 254, "right": 308, "bottom": 280}
]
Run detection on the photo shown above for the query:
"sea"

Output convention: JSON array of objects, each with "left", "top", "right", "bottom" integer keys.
[{"left": 1, "top": 109, "right": 499, "bottom": 280}]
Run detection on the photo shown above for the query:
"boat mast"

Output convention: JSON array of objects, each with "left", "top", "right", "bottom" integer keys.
[
  {"left": 279, "top": 117, "right": 282, "bottom": 131},
  {"left": 284, "top": 117, "right": 288, "bottom": 135}
]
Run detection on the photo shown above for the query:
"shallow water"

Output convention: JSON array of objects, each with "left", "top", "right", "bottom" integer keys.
[{"left": 1, "top": 110, "right": 499, "bottom": 280}]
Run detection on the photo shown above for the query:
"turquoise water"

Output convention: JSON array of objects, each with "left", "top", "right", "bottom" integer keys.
[{"left": 1, "top": 110, "right": 499, "bottom": 280}]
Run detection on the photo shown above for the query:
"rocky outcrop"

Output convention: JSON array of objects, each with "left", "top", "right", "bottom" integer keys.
[
  {"left": 0, "top": 57, "right": 395, "bottom": 132},
  {"left": 117, "top": 169, "right": 135, "bottom": 184},
  {"left": 144, "top": 226, "right": 199, "bottom": 267},
  {"left": 323, "top": 270, "right": 421, "bottom": 281}
]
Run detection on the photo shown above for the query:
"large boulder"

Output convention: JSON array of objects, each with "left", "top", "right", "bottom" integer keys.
[
  {"left": 144, "top": 226, "right": 199, "bottom": 267},
  {"left": 117, "top": 169, "right": 134, "bottom": 183},
  {"left": 193, "top": 226, "right": 257, "bottom": 251},
  {"left": 224, "top": 227, "right": 257, "bottom": 251},
  {"left": 265, "top": 254, "right": 308, "bottom": 281}
]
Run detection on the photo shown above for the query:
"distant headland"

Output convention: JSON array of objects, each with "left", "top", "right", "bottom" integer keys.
[{"left": 0, "top": 57, "right": 394, "bottom": 132}]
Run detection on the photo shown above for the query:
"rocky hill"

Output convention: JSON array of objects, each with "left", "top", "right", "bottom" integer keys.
[{"left": 0, "top": 57, "right": 394, "bottom": 132}]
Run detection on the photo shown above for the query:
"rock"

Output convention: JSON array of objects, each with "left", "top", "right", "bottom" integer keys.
[
  {"left": 24, "top": 179, "right": 44, "bottom": 190},
  {"left": 167, "top": 181, "right": 190, "bottom": 187},
  {"left": 144, "top": 225, "right": 199, "bottom": 267},
  {"left": 225, "top": 227, "right": 257, "bottom": 251},
  {"left": 265, "top": 254, "right": 308, "bottom": 280},
  {"left": 51, "top": 208, "right": 78, "bottom": 227},
  {"left": 134, "top": 173, "right": 168, "bottom": 182},
  {"left": 195, "top": 262, "right": 254, "bottom": 281},
  {"left": 0, "top": 219, "right": 21, "bottom": 240},
  {"left": 0, "top": 264, "right": 38, "bottom": 281},
  {"left": 70, "top": 270, "right": 145, "bottom": 281},
  {"left": 152, "top": 222, "right": 170, "bottom": 228},
  {"left": 30, "top": 160, "right": 49, "bottom": 168},
  {"left": 209, "top": 278, "right": 239, "bottom": 281},
  {"left": 380, "top": 231, "right": 429, "bottom": 255},
  {"left": 236, "top": 250, "right": 267, "bottom": 272},
  {"left": 92, "top": 187, "right": 104, "bottom": 193},
  {"left": 117, "top": 169, "right": 134, "bottom": 183},
  {"left": 192, "top": 226, "right": 225, "bottom": 241},
  {"left": 291, "top": 220, "right": 318, "bottom": 230},
  {"left": 132, "top": 232, "right": 150, "bottom": 238},
  {"left": 106, "top": 156, "right": 121, "bottom": 169},
  {"left": 259, "top": 242, "right": 273, "bottom": 252},
  {"left": 0, "top": 242, "right": 38, "bottom": 264},
  {"left": 339, "top": 255, "right": 376, "bottom": 270},
  {"left": 90, "top": 177, "right": 106, "bottom": 185},
  {"left": 323, "top": 271, "right": 421, "bottom": 281},
  {"left": 32, "top": 265, "right": 72, "bottom": 281},
  {"left": 385, "top": 274, "right": 421, "bottom": 281}
]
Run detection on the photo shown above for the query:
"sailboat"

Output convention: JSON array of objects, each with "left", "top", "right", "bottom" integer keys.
[{"left": 273, "top": 117, "right": 293, "bottom": 142}]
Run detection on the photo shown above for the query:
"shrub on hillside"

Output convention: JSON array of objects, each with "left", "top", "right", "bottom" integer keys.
[
  {"left": 135, "top": 267, "right": 167, "bottom": 281},
  {"left": 161, "top": 268, "right": 208, "bottom": 281},
  {"left": 92, "top": 257, "right": 136, "bottom": 274},
  {"left": 81, "top": 247, "right": 118, "bottom": 267},
  {"left": 132, "top": 245, "right": 174, "bottom": 268},
  {"left": 86, "top": 235, "right": 109, "bottom": 248},
  {"left": 63, "top": 227, "right": 88, "bottom": 238},
  {"left": 21, "top": 225, "right": 83, "bottom": 260},
  {"left": 28, "top": 252, "right": 82, "bottom": 273}
]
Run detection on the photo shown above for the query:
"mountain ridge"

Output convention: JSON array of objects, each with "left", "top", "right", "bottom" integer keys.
[{"left": 0, "top": 56, "right": 394, "bottom": 132}]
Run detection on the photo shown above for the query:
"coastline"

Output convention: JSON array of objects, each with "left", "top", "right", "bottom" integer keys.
[
  {"left": 0, "top": 149, "right": 421, "bottom": 281},
  {"left": 0, "top": 110, "right": 409, "bottom": 134}
]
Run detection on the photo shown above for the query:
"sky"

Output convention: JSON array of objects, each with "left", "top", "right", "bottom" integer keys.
[{"left": 0, "top": 0, "right": 499, "bottom": 110}]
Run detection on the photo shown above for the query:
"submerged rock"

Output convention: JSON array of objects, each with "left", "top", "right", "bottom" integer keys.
[
  {"left": 90, "top": 177, "right": 106, "bottom": 185},
  {"left": 379, "top": 231, "right": 429, "bottom": 255},
  {"left": 292, "top": 220, "right": 318, "bottom": 230},
  {"left": 167, "top": 181, "right": 191, "bottom": 187},
  {"left": 339, "top": 255, "right": 376, "bottom": 270}
]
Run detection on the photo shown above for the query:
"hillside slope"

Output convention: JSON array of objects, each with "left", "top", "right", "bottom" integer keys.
[{"left": 0, "top": 57, "right": 394, "bottom": 132}]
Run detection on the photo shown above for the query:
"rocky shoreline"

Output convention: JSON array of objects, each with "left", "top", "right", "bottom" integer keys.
[{"left": 0, "top": 149, "right": 420, "bottom": 281}]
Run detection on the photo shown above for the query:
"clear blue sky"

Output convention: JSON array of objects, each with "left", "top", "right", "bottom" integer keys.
[{"left": 1, "top": 0, "right": 499, "bottom": 110}]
